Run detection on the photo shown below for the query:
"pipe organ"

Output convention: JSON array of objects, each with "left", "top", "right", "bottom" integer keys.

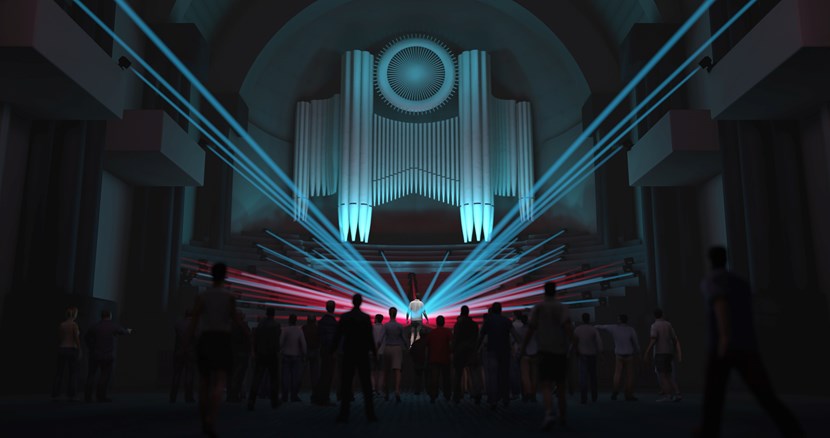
[{"left": 293, "top": 35, "right": 535, "bottom": 243}]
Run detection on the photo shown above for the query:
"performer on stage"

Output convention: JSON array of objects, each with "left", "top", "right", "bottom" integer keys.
[{"left": 406, "top": 273, "right": 429, "bottom": 345}]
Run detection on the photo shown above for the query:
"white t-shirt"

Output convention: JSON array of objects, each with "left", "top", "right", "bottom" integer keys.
[
  {"left": 409, "top": 300, "right": 424, "bottom": 321},
  {"left": 650, "top": 319, "right": 676, "bottom": 355},
  {"left": 573, "top": 324, "right": 603, "bottom": 355}
]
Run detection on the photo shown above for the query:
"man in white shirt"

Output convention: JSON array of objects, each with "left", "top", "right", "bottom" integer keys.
[
  {"left": 643, "top": 308, "right": 682, "bottom": 402},
  {"left": 573, "top": 313, "right": 603, "bottom": 404},
  {"left": 596, "top": 314, "right": 640, "bottom": 401},
  {"left": 279, "top": 314, "right": 307, "bottom": 402},
  {"left": 407, "top": 295, "right": 428, "bottom": 344}
]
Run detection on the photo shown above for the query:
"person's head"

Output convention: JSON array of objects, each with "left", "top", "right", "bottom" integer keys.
[
  {"left": 492, "top": 302, "right": 502, "bottom": 314},
  {"left": 65, "top": 307, "right": 78, "bottom": 320},
  {"left": 389, "top": 307, "right": 398, "bottom": 319},
  {"left": 101, "top": 310, "right": 112, "bottom": 320},
  {"left": 211, "top": 262, "right": 227, "bottom": 284},
  {"left": 654, "top": 308, "right": 664, "bottom": 319},
  {"left": 513, "top": 310, "right": 522, "bottom": 320},
  {"left": 437, "top": 315, "right": 445, "bottom": 327},
  {"left": 307, "top": 315, "right": 316, "bottom": 324},
  {"left": 460, "top": 305, "right": 469, "bottom": 317},
  {"left": 544, "top": 282, "right": 557, "bottom": 297},
  {"left": 375, "top": 314, "right": 383, "bottom": 324},
  {"left": 352, "top": 293, "right": 362, "bottom": 308},
  {"left": 581, "top": 312, "right": 590, "bottom": 324},
  {"left": 325, "top": 300, "right": 335, "bottom": 314},
  {"left": 708, "top": 246, "right": 727, "bottom": 269},
  {"left": 618, "top": 314, "right": 628, "bottom": 324},
  {"left": 266, "top": 307, "right": 275, "bottom": 318},
  {"left": 519, "top": 314, "right": 528, "bottom": 325},
  {"left": 288, "top": 314, "right": 297, "bottom": 325}
]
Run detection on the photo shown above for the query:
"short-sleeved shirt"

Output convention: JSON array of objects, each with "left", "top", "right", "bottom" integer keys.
[
  {"left": 573, "top": 324, "right": 602, "bottom": 355},
  {"left": 701, "top": 269, "right": 758, "bottom": 352},
  {"left": 480, "top": 313, "right": 517, "bottom": 354},
  {"left": 254, "top": 318, "right": 281, "bottom": 358},
  {"left": 529, "top": 298, "right": 570, "bottom": 354},
  {"left": 650, "top": 319, "right": 676, "bottom": 355},
  {"left": 596, "top": 324, "right": 640, "bottom": 356},
  {"left": 197, "top": 287, "right": 235, "bottom": 334},
  {"left": 382, "top": 320, "right": 407, "bottom": 347},
  {"left": 426, "top": 327, "right": 452, "bottom": 364},
  {"left": 409, "top": 300, "right": 425, "bottom": 321},
  {"left": 86, "top": 320, "right": 129, "bottom": 360},
  {"left": 59, "top": 320, "right": 80, "bottom": 349},
  {"left": 372, "top": 324, "right": 384, "bottom": 349}
]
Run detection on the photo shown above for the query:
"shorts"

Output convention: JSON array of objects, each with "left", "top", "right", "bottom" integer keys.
[
  {"left": 654, "top": 353, "right": 673, "bottom": 373},
  {"left": 537, "top": 352, "right": 567, "bottom": 382},
  {"left": 385, "top": 345, "right": 403, "bottom": 370},
  {"left": 197, "top": 331, "right": 233, "bottom": 374}
]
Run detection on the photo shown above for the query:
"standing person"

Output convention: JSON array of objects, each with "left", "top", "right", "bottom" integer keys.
[
  {"left": 311, "top": 300, "right": 338, "bottom": 406},
  {"left": 371, "top": 314, "right": 384, "bottom": 395},
  {"left": 452, "top": 305, "right": 482, "bottom": 404},
  {"left": 333, "top": 294, "right": 377, "bottom": 423},
  {"left": 52, "top": 306, "right": 81, "bottom": 401},
  {"left": 303, "top": 315, "right": 320, "bottom": 389},
  {"left": 227, "top": 311, "right": 252, "bottom": 402},
  {"left": 522, "top": 282, "right": 572, "bottom": 430},
  {"left": 170, "top": 309, "right": 196, "bottom": 403},
  {"left": 84, "top": 310, "right": 132, "bottom": 403},
  {"left": 573, "top": 313, "right": 602, "bottom": 404},
  {"left": 406, "top": 273, "right": 428, "bottom": 345},
  {"left": 280, "top": 314, "right": 307, "bottom": 402},
  {"left": 698, "top": 247, "right": 803, "bottom": 437},
  {"left": 247, "top": 307, "right": 281, "bottom": 411},
  {"left": 478, "top": 302, "right": 519, "bottom": 408},
  {"left": 190, "top": 262, "right": 236, "bottom": 437},
  {"left": 596, "top": 314, "right": 640, "bottom": 401},
  {"left": 426, "top": 315, "right": 452, "bottom": 403},
  {"left": 516, "top": 313, "right": 538, "bottom": 402},
  {"left": 510, "top": 310, "right": 523, "bottom": 400},
  {"left": 381, "top": 306, "right": 408, "bottom": 402},
  {"left": 643, "top": 308, "right": 682, "bottom": 402},
  {"left": 410, "top": 332, "right": 428, "bottom": 396}
]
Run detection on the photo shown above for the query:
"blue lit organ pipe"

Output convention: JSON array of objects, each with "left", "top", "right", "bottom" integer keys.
[
  {"left": 516, "top": 102, "right": 534, "bottom": 221},
  {"left": 340, "top": 51, "right": 374, "bottom": 242},
  {"left": 458, "top": 50, "right": 493, "bottom": 242},
  {"left": 294, "top": 96, "right": 340, "bottom": 221}
]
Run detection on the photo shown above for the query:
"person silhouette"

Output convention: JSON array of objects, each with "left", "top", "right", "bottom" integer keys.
[
  {"left": 333, "top": 294, "right": 377, "bottom": 423},
  {"left": 406, "top": 273, "right": 429, "bottom": 345},
  {"left": 697, "top": 247, "right": 803, "bottom": 437}
]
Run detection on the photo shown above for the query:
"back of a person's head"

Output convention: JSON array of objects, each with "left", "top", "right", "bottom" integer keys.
[
  {"left": 460, "top": 305, "right": 469, "bottom": 317},
  {"left": 266, "top": 307, "right": 275, "bottom": 318},
  {"left": 513, "top": 310, "right": 522, "bottom": 319},
  {"left": 325, "top": 300, "right": 335, "bottom": 313},
  {"left": 581, "top": 312, "right": 590, "bottom": 323},
  {"left": 375, "top": 314, "right": 383, "bottom": 324},
  {"left": 288, "top": 314, "right": 297, "bottom": 325},
  {"left": 708, "top": 246, "right": 728, "bottom": 269},
  {"left": 308, "top": 315, "right": 316, "bottom": 323},
  {"left": 352, "top": 293, "right": 362, "bottom": 308},
  {"left": 544, "top": 281, "right": 557, "bottom": 297},
  {"left": 492, "top": 302, "right": 502, "bottom": 314},
  {"left": 519, "top": 314, "right": 528, "bottom": 325},
  {"left": 66, "top": 307, "right": 78, "bottom": 320},
  {"left": 654, "top": 308, "right": 663, "bottom": 319},
  {"left": 101, "top": 310, "right": 112, "bottom": 320},
  {"left": 437, "top": 315, "right": 445, "bottom": 327},
  {"left": 619, "top": 314, "right": 628, "bottom": 324},
  {"left": 389, "top": 307, "right": 397, "bottom": 318},
  {"left": 212, "top": 262, "right": 227, "bottom": 284}
]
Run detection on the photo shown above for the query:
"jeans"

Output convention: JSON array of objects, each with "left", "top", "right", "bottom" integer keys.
[
  {"left": 306, "top": 348, "right": 320, "bottom": 387},
  {"left": 338, "top": 352, "right": 375, "bottom": 419},
  {"left": 52, "top": 348, "right": 79, "bottom": 398},
  {"left": 281, "top": 355, "right": 303, "bottom": 400},
  {"left": 428, "top": 363, "right": 451, "bottom": 400},
  {"left": 85, "top": 358, "right": 114, "bottom": 401},
  {"left": 486, "top": 350, "right": 510, "bottom": 404},
  {"left": 248, "top": 356, "right": 280, "bottom": 407},
  {"left": 578, "top": 355, "right": 598, "bottom": 402},
  {"left": 312, "top": 348, "right": 335, "bottom": 403}
]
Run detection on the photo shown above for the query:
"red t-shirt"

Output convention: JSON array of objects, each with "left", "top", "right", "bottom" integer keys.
[{"left": 426, "top": 327, "right": 452, "bottom": 364}]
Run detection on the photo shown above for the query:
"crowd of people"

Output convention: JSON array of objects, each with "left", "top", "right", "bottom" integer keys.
[{"left": 49, "top": 247, "right": 804, "bottom": 437}]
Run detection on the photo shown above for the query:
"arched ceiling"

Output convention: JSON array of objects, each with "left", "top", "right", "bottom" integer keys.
[{"left": 162, "top": 0, "right": 665, "bottom": 143}]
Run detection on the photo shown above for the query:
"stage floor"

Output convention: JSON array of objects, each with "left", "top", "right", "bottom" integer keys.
[{"left": 1, "top": 391, "right": 827, "bottom": 437}]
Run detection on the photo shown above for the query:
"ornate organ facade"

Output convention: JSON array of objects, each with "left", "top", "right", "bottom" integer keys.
[{"left": 293, "top": 35, "right": 534, "bottom": 243}]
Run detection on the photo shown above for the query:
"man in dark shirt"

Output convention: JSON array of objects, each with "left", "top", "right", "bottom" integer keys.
[
  {"left": 698, "top": 247, "right": 802, "bottom": 437},
  {"left": 303, "top": 315, "right": 320, "bottom": 388},
  {"left": 171, "top": 309, "right": 195, "bottom": 403},
  {"left": 247, "top": 307, "right": 281, "bottom": 411},
  {"left": 427, "top": 315, "right": 452, "bottom": 403},
  {"left": 84, "top": 310, "right": 131, "bottom": 402},
  {"left": 478, "top": 302, "right": 519, "bottom": 408},
  {"left": 333, "top": 294, "right": 377, "bottom": 423},
  {"left": 453, "top": 305, "right": 482, "bottom": 403},
  {"left": 312, "top": 300, "right": 338, "bottom": 406},
  {"left": 228, "top": 310, "right": 252, "bottom": 402}
]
